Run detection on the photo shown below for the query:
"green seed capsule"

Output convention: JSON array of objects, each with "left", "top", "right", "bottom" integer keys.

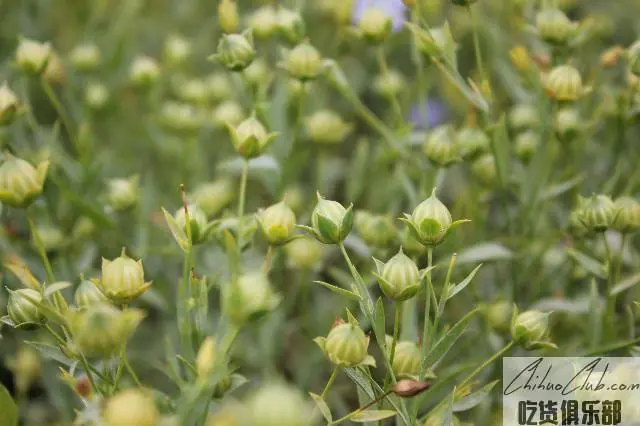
[
  {"left": 358, "top": 8, "right": 392, "bottom": 44},
  {"left": 163, "top": 34, "right": 192, "bottom": 66},
  {"left": 69, "top": 43, "right": 101, "bottom": 71},
  {"left": 457, "top": 126, "right": 490, "bottom": 159},
  {"left": 129, "top": 56, "right": 160, "bottom": 86},
  {"left": 0, "top": 152, "right": 49, "bottom": 208},
  {"left": 98, "top": 248, "right": 151, "bottom": 304},
  {"left": 423, "top": 125, "right": 460, "bottom": 167},
  {"left": 256, "top": 201, "right": 297, "bottom": 245},
  {"left": 514, "top": 130, "right": 539, "bottom": 164},
  {"left": 390, "top": 341, "right": 422, "bottom": 379},
  {"left": 227, "top": 115, "right": 278, "bottom": 159},
  {"left": 511, "top": 310, "right": 550, "bottom": 348},
  {"left": 212, "top": 101, "right": 245, "bottom": 129},
  {"left": 218, "top": 0, "right": 240, "bottom": 34},
  {"left": 536, "top": 8, "right": 576, "bottom": 45},
  {"left": 509, "top": 104, "right": 538, "bottom": 132},
  {"left": 484, "top": 301, "right": 513, "bottom": 333},
  {"left": 245, "top": 382, "right": 313, "bottom": 426},
  {"left": 285, "top": 42, "right": 323, "bottom": 81},
  {"left": 554, "top": 107, "right": 581, "bottom": 142},
  {"left": 215, "top": 32, "right": 255, "bottom": 72},
  {"left": 190, "top": 179, "right": 235, "bottom": 218},
  {"left": 404, "top": 188, "right": 453, "bottom": 246},
  {"left": 247, "top": 6, "right": 277, "bottom": 39},
  {"left": 224, "top": 272, "right": 281, "bottom": 325},
  {"left": 321, "top": 322, "right": 369, "bottom": 367},
  {"left": 284, "top": 237, "right": 324, "bottom": 269},
  {"left": 373, "top": 69, "right": 405, "bottom": 99},
  {"left": 195, "top": 337, "right": 232, "bottom": 398},
  {"left": 470, "top": 153, "right": 498, "bottom": 186},
  {"left": 374, "top": 248, "right": 421, "bottom": 301},
  {"left": 174, "top": 204, "right": 209, "bottom": 244},
  {"left": 276, "top": 8, "right": 306, "bottom": 44},
  {"left": 15, "top": 38, "right": 52, "bottom": 74},
  {"left": 0, "top": 83, "right": 21, "bottom": 126},
  {"left": 544, "top": 65, "right": 585, "bottom": 102},
  {"left": 68, "top": 304, "right": 144, "bottom": 358},
  {"left": 103, "top": 388, "right": 158, "bottom": 426},
  {"left": 578, "top": 194, "right": 616, "bottom": 233},
  {"left": 7, "top": 288, "right": 45, "bottom": 327},
  {"left": 310, "top": 194, "right": 353, "bottom": 244},
  {"left": 305, "top": 110, "right": 352, "bottom": 144},
  {"left": 106, "top": 175, "right": 139, "bottom": 212},
  {"left": 354, "top": 211, "right": 397, "bottom": 247},
  {"left": 74, "top": 279, "right": 109, "bottom": 307},
  {"left": 612, "top": 196, "right": 640, "bottom": 233}
]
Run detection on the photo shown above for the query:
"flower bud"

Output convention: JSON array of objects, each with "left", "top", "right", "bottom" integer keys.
[
  {"left": 69, "top": 43, "right": 101, "bottom": 71},
  {"left": 308, "top": 194, "right": 353, "bottom": 244},
  {"left": 98, "top": 248, "right": 151, "bottom": 304},
  {"left": 577, "top": 194, "right": 616, "bottom": 233},
  {"left": 423, "top": 125, "right": 460, "bottom": 167},
  {"left": 470, "top": 153, "right": 498, "bottom": 186},
  {"left": 190, "top": 179, "right": 235, "bottom": 218},
  {"left": 514, "top": 130, "right": 539, "bottom": 164},
  {"left": 354, "top": 211, "right": 397, "bottom": 247},
  {"left": 245, "top": 382, "right": 313, "bottom": 426},
  {"left": 164, "top": 34, "right": 192, "bottom": 66},
  {"left": 390, "top": 340, "right": 422, "bottom": 379},
  {"left": 457, "top": 126, "right": 490, "bottom": 159},
  {"left": 373, "top": 70, "right": 405, "bottom": 99},
  {"left": 315, "top": 316, "right": 372, "bottom": 367},
  {"left": 628, "top": 40, "right": 640, "bottom": 77},
  {"left": 285, "top": 42, "right": 323, "bottom": 81},
  {"left": 612, "top": 196, "right": 640, "bottom": 233},
  {"left": 511, "top": 310, "right": 551, "bottom": 348},
  {"left": 218, "top": 0, "right": 240, "bottom": 34},
  {"left": 84, "top": 82, "right": 109, "bottom": 110},
  {"left": 7, "top": 346, "right": 40, "bottom": 395},
  {"left": 509, "top": 45, "right": 531, "bottom": 72},
  {"left": 373, "top": 248, "right": 421, "bottom": 301},
  {"left": 0, "top": 83, "right": 21, "bottom": 126},
  {"left": 483, "top": 300, "right": 513, "bottom": 333},
  {"left": 74, "top": 279, "right": 109, "bottom": 307},
  {"left": 212, "top": 100, "right": 245, "bottom": 129},
  {"left": 358, "top": 8, "right": 392, "bottom": 44},
  {"left": 403, "top": 188, "right": 454, "bottom": 246},
  {"left": 247, "top": 6, "right": 277, "bottom": 39},
  {"left": 509, "top": 104, "right": 538, "bottom": 132},
  {"left": 195, "top": 337, "right": 232, "bottom": 397},
  {"left": 284, "top": 237, "right": 324, "bottom": 269},
  {"left": 129, "top": 56, "right": 160, "bottom": 86},
  {"left": 544, "top": 65, "right": 586, "bottom": 102},
  {"left": 15, "top": 38, "right": 52, "bottom": 74},
  {"left": 305, "top": 109, "right": 352, "bottom": 144},
  {"left": 256, "top": 201, "right": 297, "bottom": 245},
  {"left": 160, "top": 101, "right": 204, "bottom": 133},
  {"left": 276, "top": 8, "right": 306, "bottom": 44},
  {"left": 106, "top": 175, "right": 139, "bottom": 211},
  {"left": 554, "top": 107, "right": 580, "bottom": 142},
  {"left": 103, "top": 388, "right": 158, "bottom": 426},
  {"left": 7, "top": 288, "right": 45, "bottom": 327},
  {"left": 227, "top": 114, "right": 278, "bottom": 159},
  {"left": 174, "top": 204, "right": 209, "bottom": 244},
  {"left": 69, "top": 304, "right": 144, "bottom": 358},
  {"left": 224, "top": 272, "right": 281, "bottom": 325},
  {"left": 0, "top": 152, "right": 49, "bottom": 208},
  {"left": 536, "top": 8, "right": 576, "bottom": 45}
]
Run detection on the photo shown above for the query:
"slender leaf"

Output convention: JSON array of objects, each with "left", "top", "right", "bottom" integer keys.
[
  {"left": 344, "top": 368, "right": 375, "bottom": 399},
  {"left": 350, "top": 410, "right": 397, "bottom": 422},
  {"left": 0, "top": 384, "right": 18, "bottom": 426},
  {"left": 314, "top": 281, "right": 360, "bottom": 300},
  {"left": 162, "top": 207, "right": 189, "bottom": 252},
  {"left": 453, "top": 380, "right": 498, "bottom": 412},
  {"left": 447, "top": 264, "right": 483, "bottom": 300},
  {"left": 425, "top": 309, "right": 479, "bottom": 368},
  {"left": 490, "top": 115, "right": 510, "bottom": 187},
  {"left": 309, "top": 392, "right": 332, "bottom": 422},
  {"left": 374, "top": 298, "right": 386, "bottom": 351},
  {"left": 611, "top": 273, "right": 640, "bottom": 296},
  {"left": 566, "top": 248, "right": 607, "bottom": 279},
  {"left": 456, "top": 243, "right": 513, "bottom": 264},
  {"left": 44, "top": 281, "right": 72, "bottom": 297},
  {"left": 541, "top": 174, "right": 585, "bottom": 200}
]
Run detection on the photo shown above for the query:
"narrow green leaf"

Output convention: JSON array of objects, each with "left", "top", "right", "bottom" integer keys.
[
  {"left": 566, "top": 248, "right": 607, "bottom": 279},
  {"left": 447, "top": 264, "right": 483, "bottom": 300},
  {"left": 24, "top": 341, "right": 73, "bottom": 366},
  {"left": 309, "top": 392, "right": 333, "bottom": 422},
  {"left": 162, "top": 207, "right": 189, "bottom": 252},
  {"left": 314, "top": 281, "right": 361, "bottom": 300},
  {"left": 374, "top": 298, "right": 386, "bottom": 351},
  {"left": 0, "top": 383, "right": 17, "bottom": 426},
  {"left": 490, "top": 115, "right": 510, "bottom": 187},
  {"left": 343, "top": 368, "right": 375, "bottom": 400},
  {"left": 425, "top": 309, "right": 480, "bottom": 368},
  {"left": 456, "top": 243, "right": 513, "bottom": 264},
  {"left": 44, "top": 281, "right": 72, "bottom": 298},
  {"left": 541, "top": 174, "right": 585, "bottom": 201},
  {"left": 441, "top": 389, "right": 456, "bottom": 426},
  {"left": 350, "top": 410, "right": 397, "bottom": 422},
  {"left": 611, "top": 273, "right": 640, "bottom": 296},
  {"left": 453, "top": 380, "right": 498, "bottom": 412}
]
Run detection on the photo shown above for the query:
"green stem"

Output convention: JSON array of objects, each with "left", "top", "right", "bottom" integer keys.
[
  {"left": 467, "top": 5, "right": 489, "bottom": 100},
  {"left": 26, "top": 209, "right": 55, "bottom": 283},
  {"left": 122, "top": 350, "right": 142, "bottom": 387},
  {"left": 615, "top": 234, "right": 628, "bottom": 288},
  {"left": 384, "top": 302, "right": 403, "bottom": 391},
  {"left": 238, "top": 159, "right": 249, "bottom": 222},
  {"left": 321, "top": 367, "right": 339, "bottom": 399},
  {"left": 458, "top": 340, "right": 514, "bottom": 389},
  {"left": 40, "top": 78, "right": 78, "bottom": 153},
  {"left": 376, "top": 46, "right": 403, "bottom": 125},
  {"left": 178, "top": 189, "right": 194, "bottom": 357},
  {"left": 79, "top": 355, "right": 100, "bottom": 395},
  {"left": 263, "top": 245, "right": 274, "bottom": 273},
  {"left": 420, "top": 248, "right": 434, "bottom": 379},
  {"left": 603, "top": 233, "right": 615, "bottom": 335}
]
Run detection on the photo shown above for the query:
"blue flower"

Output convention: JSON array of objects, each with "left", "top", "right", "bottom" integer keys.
[
  {"left": 353, "top": 0, "right": 407, "bottom": 32},
  {"left": 410, "top": 100, "right": 448, "bottom": 129}
]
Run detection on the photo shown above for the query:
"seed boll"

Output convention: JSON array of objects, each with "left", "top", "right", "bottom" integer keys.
[
  {"left": 195, "top": 337, "right": 232, "bottom": 398},
  {"left": 354, "top": 211, "right": 397, "bottom": 248},
  {"left": 390, "top": 341, "right": 422, "bottom": 379},
  {"left": 514, "top": 130, "right": 539, "bottom": 164},
  {"left": 245, "top": 382, "right": 313, "bottom": 426},
  {"left": 544, "top": 65, "right": 585, "bottom": 102},
  {"left": 374, "top": 249, "right": 421, "bottom": 301},
  {"left": 554, "top": 107, "right": 581, "bottom": 142},
  {"left": 216, "top": 33, "right": 255, "bottom": 72},
  {"left": 628, "top": 40, "right": 640, "bottom": 76},
  {"left": 373, "top": 69, "right": 405, "bottom": 99},
  {"left": 0, "top": 83, "right": 21, "bottom": 125},
  {"left": 218, "top": 0, "right": 240, "bottom": 34},
  {"left": 7, "top": 288, "right": 45, "bottom": 328},
  {"left": 74, "top": 279, "right": 109, "bottom": 307},
  {"left": 578, "top": 194, "right": 616, "bottom": 233},
  {"left": 227, "top": 115, "right": 278, "bottom": 159},
  {"left": 15, "top": 38, "right": 52, "bottom": 74},
  {"left": 106, "top": 175, "right": 139, "bottom": 212},
  {"left": 423, "top": 125, "right": 460, "bottom": 167},
  {"left": 276, "top": 8, "right": 306, "bottom": 44},
  {"left": 174, "top": 204, "right": 208, "bottom": 244},
  {"left": 358, "top": 8, "right": 392, "bottom": 44},
  {"left": 284, "top": 237, "right": 324, "bottom": 269},
  {"left": 457, "top": 126, "right": 490, "bottom": 159},
  {"left": 190, "top": 179, "right": 235, "bottom": 218},
  {"left": 129, "top": 56, "right": 160, "bottom": 86},
  {"left": 405, "top": 188, "right": 453, "bottom": 246},
  {"left": 69, "top": 43, "right": 101, "bottom": 71},
  {"left": 256, "top": 201, "right": 297, "bottom": 246},
  {"left": 103, "top": 388, "right": 158, "bottom": 426},
  {"left": 310, "top": 194, "right": 353, "bottom": 244},
  {"left": 322, "top": 322, "right": 369, "bottom": 367},
  {"left": 247, "top": 6, "right": 278, "bottom": 39},
  {"left": 471, "top": 153, "right": 498, "bottom": 187},
  {"left": 212, "top": 101, "right": 245, "bottom": 129},
  {"left": 511, "top": 310, "right": 550, "bottom": 347},
  {"left": 484, "top": 301, "right": 514, "bottom": 333},
  {"left": 536, "top": 8, "right": 576, "bottom": 45},
  {"left": 224, "top": 273, "right": 281, "bottom": 326},
  {"left": 305, "top": 110, "right": 352, "bottom": 144},
  {"left": 612, "top": 196, "right": 640, "bottom": 233},
  {"left": 98, "top": 248, "right": 151, "bottom": 304},
  {"left": 286, "top": 42, "right": 323, "bottom": 81},
  {"left": 0, "top": 152, "right": 49, "bottom": 208},
  {"left": 164, "top": 34, "right": 192, "bottom": 66},
  {"left": 509, "top": 104, "right": 538, "bottom": 132}
]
